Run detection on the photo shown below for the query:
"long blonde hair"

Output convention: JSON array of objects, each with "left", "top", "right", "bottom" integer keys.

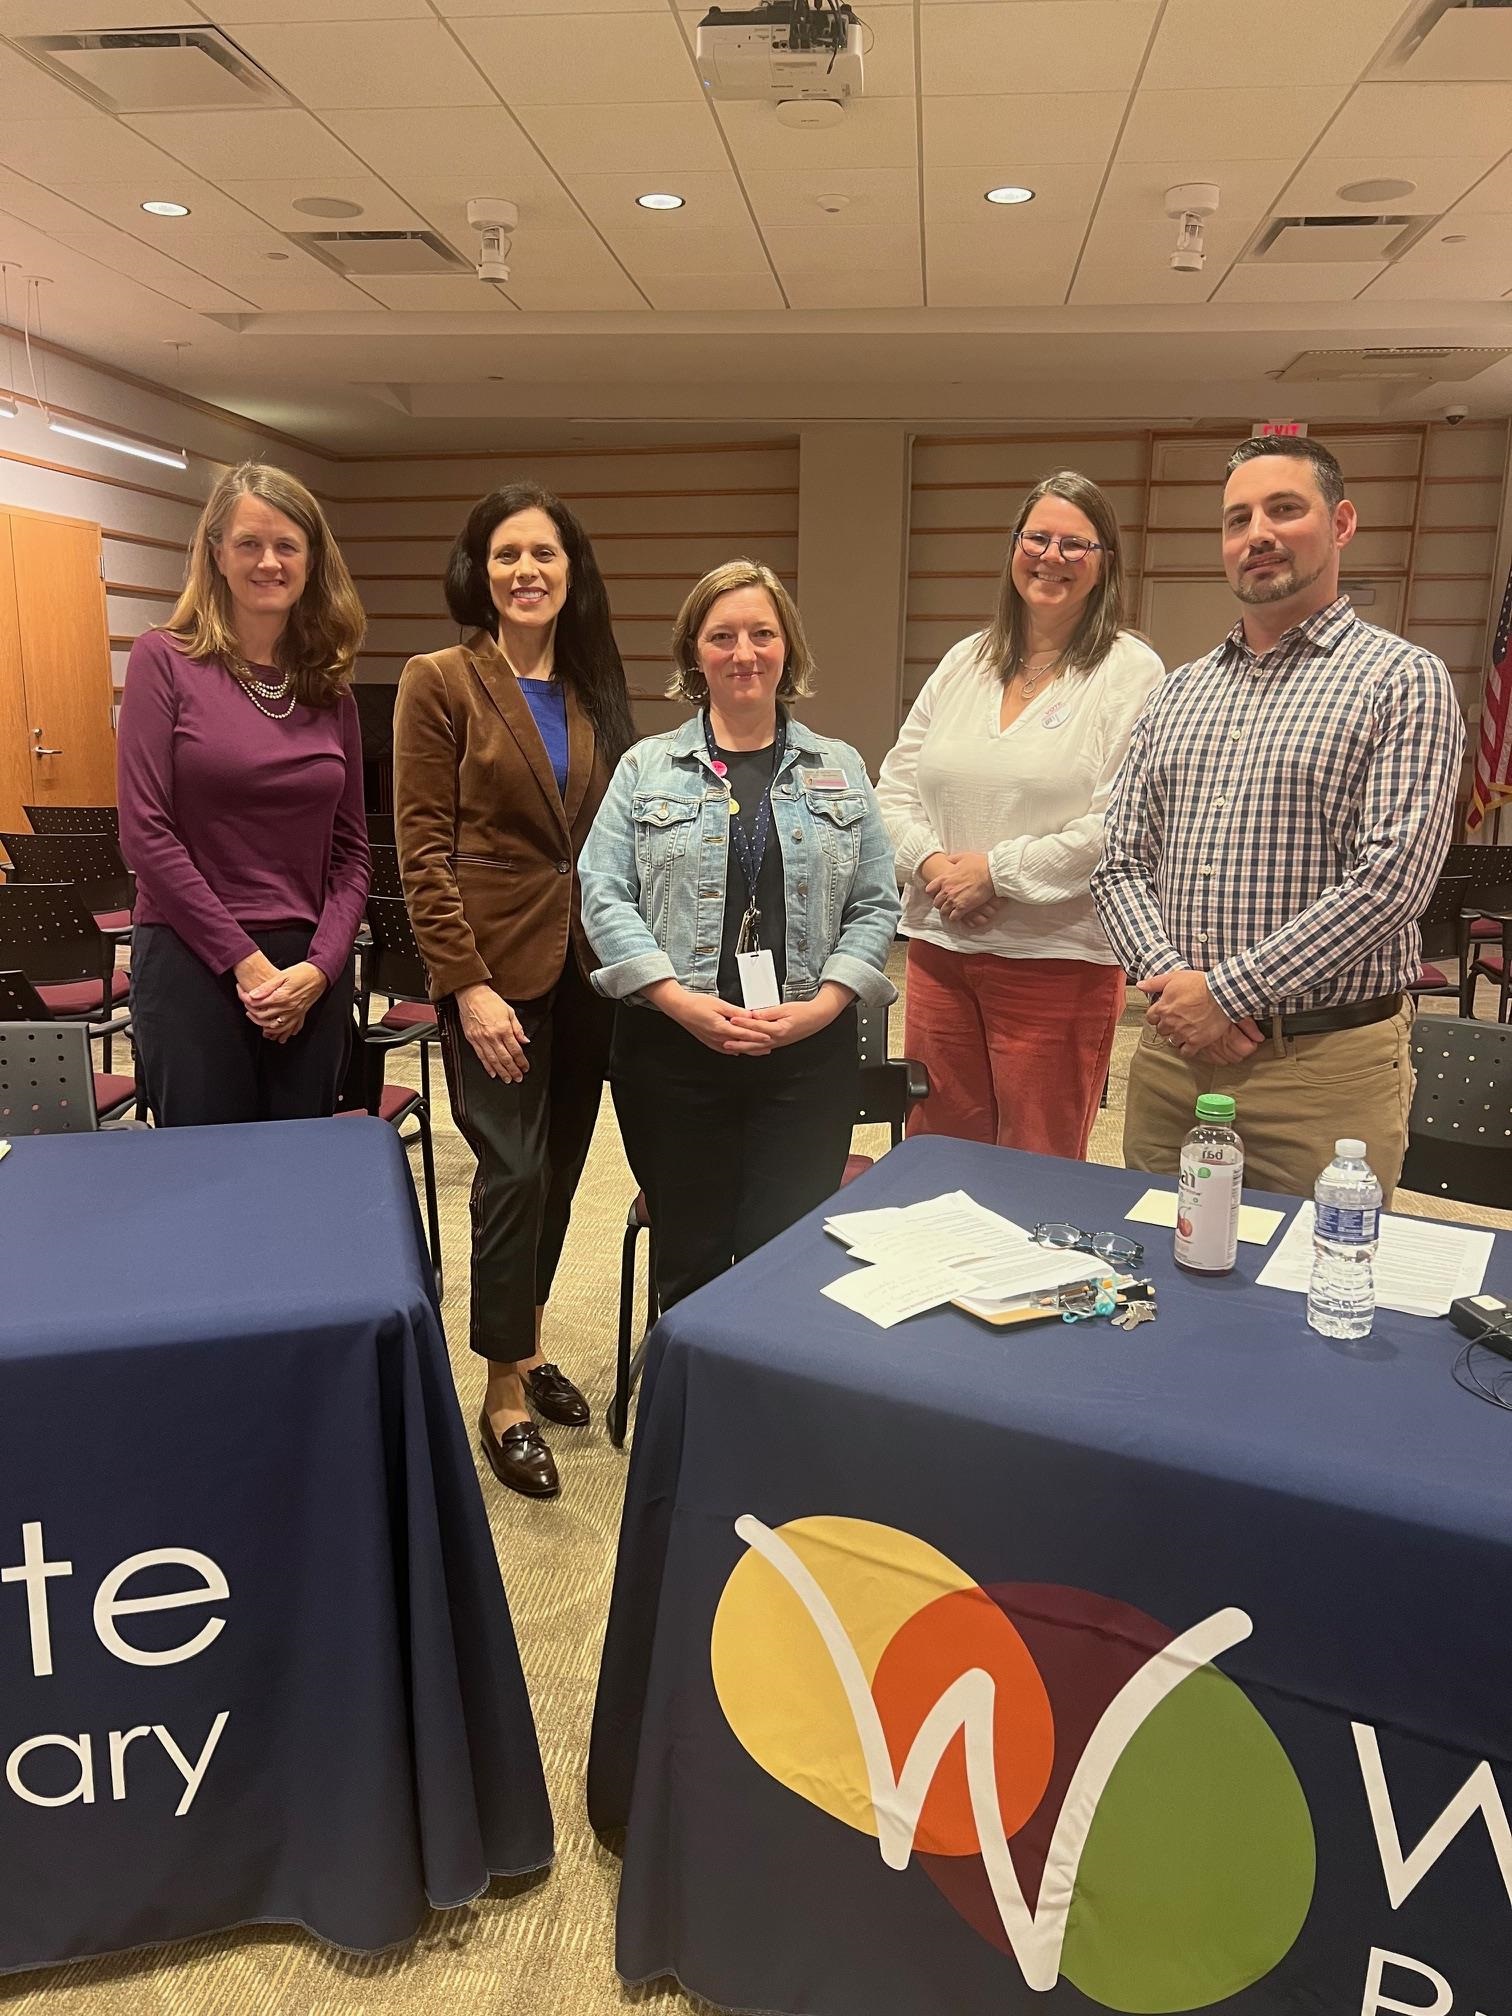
[
  {"left": 977, "top": 470, "right": 1126, "bottom": 685},
  {"left": 667, "top": 558, "right": 815, "bottom": 704},
  {"left": 167, "top": 462, "right": 365, "bottom": 708}
]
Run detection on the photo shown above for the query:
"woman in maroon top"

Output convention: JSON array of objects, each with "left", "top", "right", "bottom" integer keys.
[{"left": 118, "top": 462, "right": 370, "bottom": 1126}]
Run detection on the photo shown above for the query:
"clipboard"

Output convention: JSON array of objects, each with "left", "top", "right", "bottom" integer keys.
[{"left": 954, "top": 1275, "right": 1154, "bottom": 1329}]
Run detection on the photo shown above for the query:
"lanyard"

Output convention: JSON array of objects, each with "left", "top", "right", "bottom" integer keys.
[{"left": 702, "top": 708, "right": 785, "bottom": 953}]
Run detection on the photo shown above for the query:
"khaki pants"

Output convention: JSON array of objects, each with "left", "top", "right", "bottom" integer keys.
[{"left": 1122, "top": 1005, "right": 1415, "bottom": 1203}]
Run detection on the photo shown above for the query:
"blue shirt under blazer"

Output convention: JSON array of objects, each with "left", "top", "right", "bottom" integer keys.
[{"left": 579, "top": 711, "right": 900, "bottom": 1008}]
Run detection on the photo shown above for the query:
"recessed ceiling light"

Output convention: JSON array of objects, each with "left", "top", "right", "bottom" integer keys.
[
  {"left": 636, "top": 192, "right": 685, "bottom": 211},
  {"left": 141, "top": 200, "right": 190, "bottom": 217},
  {"left": 292, "top": 195, "right": 364, "bottom": 220},
  {"left": 985, "top": 185, "right": 1035, "bottom": 206}
]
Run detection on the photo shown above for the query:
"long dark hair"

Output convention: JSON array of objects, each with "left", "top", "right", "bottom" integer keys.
[
  {"left": 977, "top": 469, "right": 1126, "bottom": 684},
  {"left": 444, "top": 480, "right": 635, "bottom": 764}
]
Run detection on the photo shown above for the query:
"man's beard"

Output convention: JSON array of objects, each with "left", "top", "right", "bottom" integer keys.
[{"left": 1232, "top": 548, "right": 1329, "bottom": 606}]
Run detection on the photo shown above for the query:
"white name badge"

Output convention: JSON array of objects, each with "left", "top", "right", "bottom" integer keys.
[{"left": 736, "top": 948, "right": 781, "bottom": 1009}]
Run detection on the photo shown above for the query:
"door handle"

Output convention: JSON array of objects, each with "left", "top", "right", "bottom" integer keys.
[{"left": 31, "top": 728, "right": 63, "bottom": 757}]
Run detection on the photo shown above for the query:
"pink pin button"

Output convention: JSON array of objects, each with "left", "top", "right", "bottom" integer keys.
[{"left": 711, "top": 759, "right": 728, "bottom": 777}]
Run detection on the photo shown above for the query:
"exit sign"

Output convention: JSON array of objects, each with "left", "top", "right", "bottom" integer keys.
[{"left": 1252, "top": 420, "right": 1309, "bottom": 437}]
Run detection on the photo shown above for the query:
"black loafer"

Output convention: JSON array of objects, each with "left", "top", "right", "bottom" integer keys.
[
  {"left": 478, "top": 1411, "right": 560, "bottom": 1497},
  {"left": 522, "top": 1361, "right": 589, "bottom": 1427}
]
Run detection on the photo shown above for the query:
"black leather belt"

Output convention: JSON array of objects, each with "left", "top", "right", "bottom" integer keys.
[{"left": 1252, "top": 993, "right": 1403, "bottom": 1040}]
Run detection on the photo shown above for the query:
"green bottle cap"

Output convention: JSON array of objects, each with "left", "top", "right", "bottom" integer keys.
[{"left": 1195, "top": 1093, "right": 1236, "bottom": 1122}]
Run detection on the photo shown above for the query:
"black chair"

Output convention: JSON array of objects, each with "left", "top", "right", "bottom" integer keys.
[
  {"left": 1406, "top": 872, "right": 1471, "bottom": 1007},
  {"left": 0, "top": 970, "right": 136, "bottom": 1122},
  {"left": 0, "top": 1019, "right": 114, "bottom": 1135},
  {"left": 368, "top": 842, "right": 406, "bottom": 900},
  {"left": 607, "top": 1003, "right": 932, "bottom": 1448},
  {"left": 359, "top": 893, "right": 439, "bottom": 1109},
  {"left": 1, "top": 829, "right": 135, "bottom": 938},
  {"left": 367, "top": 813, "right": 396, "bottom": 848},
  {"left": 0, "top": 884, "right": 130, "bottom": 1071},
  {"left": 23, "top": 804, "right": 119, "bottom": 838},
  {"left": 1399, "top": 1016, "right": 1512, "bottom": 1210}
]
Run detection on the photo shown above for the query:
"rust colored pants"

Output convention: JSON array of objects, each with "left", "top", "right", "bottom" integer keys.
[{"left": 903, "top": 937, "right": 1125, "bottom": 1160}]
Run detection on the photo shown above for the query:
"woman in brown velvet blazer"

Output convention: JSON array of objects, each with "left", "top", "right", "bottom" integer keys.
[{"left": 394, "top": 481, "right": 635, "bottom": 1499}]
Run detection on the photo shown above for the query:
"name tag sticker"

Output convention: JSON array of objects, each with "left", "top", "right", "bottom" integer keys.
[
  {"left": 1040, "top": 700, "right": 1072, "bottom": 730},
  {"left": 803, "top": 768, "right": 848, "bottom": 790},
  {"left": 736, "top": 948, "right": 781, "bottom": 1009}
]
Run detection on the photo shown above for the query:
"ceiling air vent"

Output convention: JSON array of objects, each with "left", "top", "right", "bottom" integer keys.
[
  {"left": 1380, "top": 0, "right": 1512, "bottom": 82},
  {"left": 1276, "top": 347, "right": 1512, "bottom": 384},
  {"left": 1247, "top": 215, "right": 1434, "bottom": 263},
  {"left": 15, "top": 28, "right": 290, "bottom": 113},
  {"left": 293, "top": 232, "right": 472, "bottom": 277}
]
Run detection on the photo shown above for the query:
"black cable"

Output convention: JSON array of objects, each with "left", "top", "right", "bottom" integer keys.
[{"left": 1453, "top": 1334, "right": 1512, "bottom": 1410}]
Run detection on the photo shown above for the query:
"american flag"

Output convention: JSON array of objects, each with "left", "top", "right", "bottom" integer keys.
[{"left": 1467, "top": 562, "right": 1512, "bottom": 832}]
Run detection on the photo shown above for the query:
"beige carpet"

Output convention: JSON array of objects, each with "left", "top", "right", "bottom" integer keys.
[{"left": 8, "top": 962, "right": 1505, "bottom": 2016}]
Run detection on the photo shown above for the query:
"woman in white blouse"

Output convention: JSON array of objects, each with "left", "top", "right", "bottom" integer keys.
[{"left": 876, "top": 470, "right": 1163, "bottom": 1159}]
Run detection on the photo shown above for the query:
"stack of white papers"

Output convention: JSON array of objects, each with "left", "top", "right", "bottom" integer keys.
[
  {"left": 821, "top": 1190, "right": 1106, "bottom": 1328},
  {"left": 1255, "top": 1203, "right": 1493, "bottom": 1319}
]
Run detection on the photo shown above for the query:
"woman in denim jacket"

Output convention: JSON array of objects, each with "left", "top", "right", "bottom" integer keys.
[{"left": 580, "top": 559, "right": 900, "bottom": 1311}]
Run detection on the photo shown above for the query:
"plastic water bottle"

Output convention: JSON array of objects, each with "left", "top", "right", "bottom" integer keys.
[
  {"left": 1174, "top": 1094, "right": 1243, "bottom": 1276},
  {"left": 1307, "top": 1139, "right": 1381, "bottom": 1340}
]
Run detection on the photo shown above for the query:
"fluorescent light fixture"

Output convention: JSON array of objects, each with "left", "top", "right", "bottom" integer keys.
[
  {"left": 636, "top": 191, "right": 685, "bottom": 210},
  {"left": 985, "top": 185, "right": 1035, "bottom": 206},
  {"left": 0, "top": 397, "right": 16, "bottom": 420},
  {"left": 141, "top": 199, "right": 191, "bottom": 217},
  {"left": 48, "top": 419, "right": 187, "bottom": 470}
]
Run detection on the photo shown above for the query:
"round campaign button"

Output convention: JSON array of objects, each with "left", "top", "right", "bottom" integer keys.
[
  {"left": 711, "top": 759, "right": 728, "bottom": 777},
  {"left": 1040, "top": 700, "right": 1072, "bottom": 730}
]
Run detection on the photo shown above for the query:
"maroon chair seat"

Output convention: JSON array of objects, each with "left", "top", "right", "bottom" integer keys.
[
  {"left": 380, "top": 999, "right": 437, "bottom": 1033},
  {"left": 841, "top": 1152, "right": 874, "bottom": 1186},
  {"left": 92, "top": 909, "right": 132, "bottom": 934},
  {"left": 36, "top": 968, "right": 130, "bottom": 1017},
  {"left": 93, "top": 1071, "right": 137, "bottom": 1121},
  {"left": 1413, "top": 963, "right": 1450, "bottom": 991},
  {"left": 1477, "top": 948, "right": 1505, "bottom": 979}
]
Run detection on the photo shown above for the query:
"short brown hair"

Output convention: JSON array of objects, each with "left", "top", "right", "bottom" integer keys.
[
  {"left": 977, "top": 470, "right": 1127, "bottom": 685},
  {"left": 166, "top": 462, "right": 365, "bottom": 708},
  {"left": 1225, "top": 433, "right": 1345, "bottom": 512},
  {"left": 668, "top": 559, "right": 815, "bottom": 704}
]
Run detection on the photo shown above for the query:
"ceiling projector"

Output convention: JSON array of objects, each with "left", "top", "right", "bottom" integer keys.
[{"left": 696, "top": 2, "right": 864, "bottom": 107}]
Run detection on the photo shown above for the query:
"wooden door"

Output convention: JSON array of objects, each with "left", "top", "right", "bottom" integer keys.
[
  {"left": 0, "top": 519, "right": 32, "bottom": 832},
  {"left": 5, "top": 510, "right": 116, "bottom": 814}
]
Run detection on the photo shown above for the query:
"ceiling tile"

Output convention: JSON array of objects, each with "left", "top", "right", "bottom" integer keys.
[
  {"left": 451, "top": 12, "right": 702, "bottom": 106},
  {"left": 404, "top": 176, "right": 588, "bottom": 242},
  {"left": 606, "top": 220, "right": 773, "bottom": 276},
  {"left": 0, "top": 171, "right": 108, "bottom": 237},
  {"left": 0, "top": 44, "right": 101, "bottom": 119},
  {"left": 835, "top": 2, "right": 915, "bottom": 98},
  {"left": 1314, "top": 83, "right": 1512, "bottom": 158},
  {"left": 0, "top": 115, "right": 183, "bottom": 182},
  {"left": 763, "top": 222, "right": 920, "bottom": 274},
  {"left": 1277, "top": 154, "right": 1501, "bottom": 216},
  {"left": 1117, "top": 86, "right": 1345, "bottom": 163},
  {"left": 322, "top": 106, "right": 543, "bottom": 185},
  {"left": 49, "top": 230, "right": 258, "bottom": 313},
  {"left": 220, "top": 19, "right": 497, "bottom": 108},
  {"left": 1095, "top": 158, "right": 1295, "bottom": 227},
  {"left": 214, "top": 0, "right": 431, "bottom": 16},
  {"left": 1215, "top": 261, "right": 1385, "bottom": 303},
  {"left": 716, "top": 98, "right": 919, "bottom": 172},
  {"left": 220, "top": 177, "right": 429, "bottom": 232},
  {"left": 52, "top": 176, "right": 275, "bottom": 238},
  {"left": 228, "top": 260, "right": 379, "bottom": 310},
  {"left": 436, "top": 0, "right": 657, "bottom": 12},
  {"left": 923, "top": 92, "right": 1124, "bottom": 169},
  {"left": 739, "top": 166, "right": 919, "bottom": 231},
  {"left": 124, "top": 110, "right": 368, "bottom": 183},
  {"left": 502, "top": 267, "right": 649, "bottom": 310},
  {"left": 1361, "top": 241, "right": 1512, "bottom": 300},
  {"left": 784, "top": 269, "right": 924, "bottom": 309},
  {"left": 1143, "top": 0, "right": 1405, "bottom": 88},
  {"left": 925, "top": 162, "right": 1103, "bottom": 224},
  {"left": 639, "top": 272, "right": 785, "bottom": 310},
  {"left": 354, "top": 274, "right": 519, "bottom": 310},
  {"left": 1455, "top": 156, "right": 1512, "bottom": 213},
  {"left": 1070, "top": 212, "right": 1257, "bottom": 303},
  {"left": 0, "top": 0, "right": 202, "bottom": 25},
  {"left": 565, "top": 167, "right": 753, "bottom": 234},
  {"left": 922, "top": 2, "right": 1159, "bottom": 97},
  {"left": 928, "top": 254, "right": 1076, "bottom": 307},
  {"left": 156, "top": 233, "right": 321, "bottom": 276},
  {"left": 514, "top": 101, "right": 729, "bottom": 175}
]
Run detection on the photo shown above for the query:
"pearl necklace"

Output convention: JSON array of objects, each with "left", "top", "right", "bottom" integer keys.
[{"left": 237, "top": 668, "right": 295, "bottom": 720}]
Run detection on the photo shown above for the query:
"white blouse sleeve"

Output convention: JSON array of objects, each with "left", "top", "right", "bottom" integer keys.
[
  {"left": 988, "top": 642, "right": 1165, "bottom": 906},
  {"left": 875, "top": 650, "right": 959, "bottom": 884}
]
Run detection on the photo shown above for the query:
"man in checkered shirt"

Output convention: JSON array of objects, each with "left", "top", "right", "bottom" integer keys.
[{"left": 1092, "top": 435, "right": 1463, "bottom": 1200}]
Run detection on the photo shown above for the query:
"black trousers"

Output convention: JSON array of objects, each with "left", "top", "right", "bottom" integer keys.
[
  {"left": 131, "top": 923, "right": 354, "bottom": 1128},
  {"left": 438, "top": 956, "right": 612, "bottom": 1364},
  {"left": 611, "top": 1003, "right": 859, "bottom": 1313}
]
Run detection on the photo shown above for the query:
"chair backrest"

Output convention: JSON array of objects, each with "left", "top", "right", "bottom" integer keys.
[
  {"left": 0, "top": 884, "right": 107, "bottom": 986},
  {"left": 0, "top": 831, "right": 134, "bottom": 914},
  {"left": 0, "top": 1021, "right": 100, "bottom": 1134},
  {"left": 1400, "top": 1016, "right": 1512, "bottom": 1209},
  {"left": 367, "top": 813, "right": 396, "bottom": 848},
  {"left": 1441, "top": 843, "right": 1512, "bottom": 898},
  {"left": 853, "top": 999, "right": 909, "bottom": 1139},
  {"left": 363, "top": 894, "right": 431, "bottom": 1004},
  {"left": 368, "top": 842, "right": 405, "bottom": 900},
  {"left": 23, "top": 804, "right": 119, "bottom": 838},
  {"left": 1417, "top": 873, "right": 1472, "bottom": 961},
  {"left": 0, "top": 969, "right": 51, "bottom": 1021}
]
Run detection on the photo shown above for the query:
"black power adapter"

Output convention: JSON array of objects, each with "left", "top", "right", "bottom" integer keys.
[{"left": 1450, "top": 1293, "right": 1512, "bottom": 1363}]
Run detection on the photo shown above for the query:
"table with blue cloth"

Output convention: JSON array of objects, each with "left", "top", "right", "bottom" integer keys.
[
  {"left": 588, "top": 1136, "right": 1512, "bottom": 2016},
  {"left": 0, "top": 1118, "right": 552, "bottom": 1976}
]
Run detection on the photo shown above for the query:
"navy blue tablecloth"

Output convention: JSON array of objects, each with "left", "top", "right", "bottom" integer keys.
[
  {"left": 588, "top": 1137, "right": 1512, "bottom": 2016},
  {"left": 0, "top": 1119, "right": 552, "bottom": 1975}
]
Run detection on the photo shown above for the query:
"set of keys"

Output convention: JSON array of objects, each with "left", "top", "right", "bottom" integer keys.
[{"left": 1113, "top": 1297, "right": 1158, "bottom": 1331}]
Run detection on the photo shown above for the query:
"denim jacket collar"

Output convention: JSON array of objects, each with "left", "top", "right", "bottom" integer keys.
[{"left": 665, "top": 706, "right": 826, "bottom": 784}]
